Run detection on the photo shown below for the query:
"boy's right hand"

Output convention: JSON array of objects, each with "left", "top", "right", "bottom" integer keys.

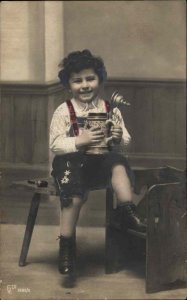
[{"left": 75, "top": 126, "right": 104, "bottom": 149}]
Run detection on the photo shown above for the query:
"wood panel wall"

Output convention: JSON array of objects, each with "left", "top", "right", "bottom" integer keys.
[
  {"left": 0, "top": 80, "right": 186, "bottom": 169},
  {"left": 104, "top": 80, "right": 186, "bottom": 168}
]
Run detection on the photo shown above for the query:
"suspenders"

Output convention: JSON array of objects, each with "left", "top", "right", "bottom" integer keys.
[
  {"left": 66, "top": 100, "right": 79, "bottom": 136},
  {"left": 66, "top": 100, "right": 111, "bottom": 137},
  {"left": 104, "top": 101, "right": 111, "bottom": 115}
]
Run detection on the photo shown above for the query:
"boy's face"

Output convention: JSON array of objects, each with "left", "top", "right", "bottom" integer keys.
[{"left": 69, "top": 68, "right": 100, "bottom": 103}]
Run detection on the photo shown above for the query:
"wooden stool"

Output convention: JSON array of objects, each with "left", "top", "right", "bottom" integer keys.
[
  {"left": 12, "top": 166, "right": 187, "bottom": 293},
  {"left": 12, "top": 177, "right": 115, "bottom": 273}
]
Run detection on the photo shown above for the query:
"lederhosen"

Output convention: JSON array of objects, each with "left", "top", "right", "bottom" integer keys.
[{"left": 51, "top": 100, "right": 133, "bottom": 207}]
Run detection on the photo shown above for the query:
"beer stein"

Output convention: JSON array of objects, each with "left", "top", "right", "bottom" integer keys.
[{"left": 84, "top": 113, "right": 114, "bottom": 154}]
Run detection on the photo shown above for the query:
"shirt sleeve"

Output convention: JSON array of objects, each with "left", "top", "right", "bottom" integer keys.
[
  {"left": 49, "top": 105, "right": 78, "bottom": 155},
  {"left": 111, "top": 107, "right": 131, "bottom": 152}
]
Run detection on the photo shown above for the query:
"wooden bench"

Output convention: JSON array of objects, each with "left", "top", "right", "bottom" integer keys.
[
  {"left": 12, "top": 166, "right": 187, "bottom": 293},
  {"left": 106, "top": 166, "right": 187, "bottom": 293}
]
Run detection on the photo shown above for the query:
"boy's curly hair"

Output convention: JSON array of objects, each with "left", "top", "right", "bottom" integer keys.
[{"left": 58, "top": 49, "right": 107, "bottom": 87}]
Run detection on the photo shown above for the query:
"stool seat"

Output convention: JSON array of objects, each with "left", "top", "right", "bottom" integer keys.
[{"left": 11, "top": 177, "right": 57, "bottom": 195}]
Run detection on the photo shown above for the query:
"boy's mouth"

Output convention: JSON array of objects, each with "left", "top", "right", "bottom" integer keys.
[{"left": 80, "top": 90, "right": 92, "bottom": 95}]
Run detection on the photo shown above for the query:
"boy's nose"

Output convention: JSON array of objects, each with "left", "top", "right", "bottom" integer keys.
[{"left": 81, "top": 80, "right": 89, "bottom": 89}]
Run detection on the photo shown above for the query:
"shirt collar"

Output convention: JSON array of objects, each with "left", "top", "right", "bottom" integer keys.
[{"left": 72, "top": 97, "right": 99, "bottom": 112}]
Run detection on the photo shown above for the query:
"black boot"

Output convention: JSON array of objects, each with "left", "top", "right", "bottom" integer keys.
[
  {"left": 58, "top": 235, "right": 76, "bottom": 275},
  {"left": 115, "top": 202, "right": 146, "bottom": 233}
]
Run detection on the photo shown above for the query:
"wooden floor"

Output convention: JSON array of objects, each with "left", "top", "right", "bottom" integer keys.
[{"left": 1, "top": 224, "right": 187, "bottom": 300}]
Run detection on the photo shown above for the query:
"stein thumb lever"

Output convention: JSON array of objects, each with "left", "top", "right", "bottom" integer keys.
[{"left": 105, "top": 119, "right": 115, "bottom": 127}]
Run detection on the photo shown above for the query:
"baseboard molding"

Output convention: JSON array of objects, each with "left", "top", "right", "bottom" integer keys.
[
  {"left": 0, "top": 153, "right": 185, "bottom": 172},
  {"left": 128, "top": 153, "right": 186, "bottom": 169},
  {"left": 0, "top": 162, "right": 49, "bottom": 171}
]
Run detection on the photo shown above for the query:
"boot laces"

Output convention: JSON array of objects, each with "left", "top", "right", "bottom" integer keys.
[{"left": 125, "top": 203, "right": 137, "bottom": 217}]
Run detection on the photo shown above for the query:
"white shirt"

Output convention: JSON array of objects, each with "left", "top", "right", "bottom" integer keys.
[{"left": 49, "top": 98, "right": 131, "bottom": 155}]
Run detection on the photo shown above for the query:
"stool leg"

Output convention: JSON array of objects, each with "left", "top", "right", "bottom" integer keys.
[
  {"left": 19, "top": 193, "right": 41, "bottom": 266},
  {"left": 105, "top": 188, "right": 130, "bottom": 273}
]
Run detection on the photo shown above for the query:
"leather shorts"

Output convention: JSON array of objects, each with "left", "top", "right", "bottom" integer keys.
[{"left": 51, "top": 152, "right": 134, "bottom": 200}]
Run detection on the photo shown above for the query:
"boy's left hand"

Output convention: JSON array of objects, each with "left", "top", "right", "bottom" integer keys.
[{"left": 111, "top": 125, "right": 123, "bottom": 144}]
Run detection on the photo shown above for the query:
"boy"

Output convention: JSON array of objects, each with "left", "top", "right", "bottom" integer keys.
[{"left": 50, "top": 49, "right": 146, "bottom": 275}]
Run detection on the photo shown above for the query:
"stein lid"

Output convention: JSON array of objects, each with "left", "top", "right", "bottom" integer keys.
[{"left": 88, "top": 113, "right": 107, "bottom": 117}]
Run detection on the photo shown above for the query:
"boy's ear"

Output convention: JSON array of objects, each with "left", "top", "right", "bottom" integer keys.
[{"left": 65, "top": 83, "right": 71, "bottom": 92}]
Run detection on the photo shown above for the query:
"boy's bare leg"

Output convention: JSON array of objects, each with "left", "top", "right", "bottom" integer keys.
[
  {"left": 58, "top": 194, "right": 88, "bottom": 274},
  {"left": 111, "top": 165, "right": 132, "bottom": 204},
  {"left": 111, "top": 165, "right": 146, "bottom": 232},
  {"left": 60, "top": 194, "right": 88, "bottom": 237}
]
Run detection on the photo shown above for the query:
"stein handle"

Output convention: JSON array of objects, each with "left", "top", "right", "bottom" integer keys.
[{"left": 105, "top": 119, "right": 116, "bottom": 144}]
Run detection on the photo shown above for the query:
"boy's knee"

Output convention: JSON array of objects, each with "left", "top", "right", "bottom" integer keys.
[
  {"left": 60, "top": 195, "right": 83, "bottom": 208},
  {"left": 112, "top": 164, "right": 127, "bottom": 175},
  {"left": 72, "top": 196, "right": 85, "bottom": 208},
  {"left": 112, "top": 164, "right": 133, "bottom": 184},
  {"left": 60, "top": 191, "right": 87, "bottom": 208}
]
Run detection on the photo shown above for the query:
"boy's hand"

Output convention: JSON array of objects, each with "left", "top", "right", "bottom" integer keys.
[
  {"left": 75, "top": 126, "right": 104, "bottom": 149},
  {"left": 110, "top": 125, "right": 123, "bottom": 144}
]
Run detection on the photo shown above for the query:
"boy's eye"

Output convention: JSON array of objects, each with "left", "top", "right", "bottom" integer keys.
[
  {"left": 86, "top": 76, "right": 95, "bottom": 81},
  {"left": 72, "top": 79, "right": 82, "bottom": 83},
  {"left": 71, "top": 77, "right": 96, "bottom": 84}
]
